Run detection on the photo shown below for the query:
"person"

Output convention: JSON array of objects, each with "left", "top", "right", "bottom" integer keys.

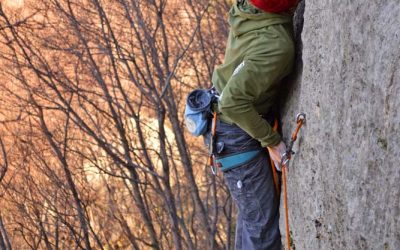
[{"left": 206, "top": 0, "right": 298, "bottom": 249}]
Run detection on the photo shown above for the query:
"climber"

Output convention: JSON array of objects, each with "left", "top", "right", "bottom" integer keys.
[{"left": 206, "top": 0, "right": 298, "bottom": 249}]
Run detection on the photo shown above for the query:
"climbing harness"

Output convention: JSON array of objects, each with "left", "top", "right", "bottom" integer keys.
[
  {"left": 283, "top": 113, "right": 306, "bottom": 250},
  {"left": 208, "top": 101, "right": 263, "bottom": 174}
]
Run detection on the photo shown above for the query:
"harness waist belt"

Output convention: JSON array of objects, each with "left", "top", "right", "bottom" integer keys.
[{"left": 216, "top": 150, "right": 262, "bottom": 172}]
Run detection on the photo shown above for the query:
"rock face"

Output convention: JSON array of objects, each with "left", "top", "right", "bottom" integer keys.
[{"left": 281, "top": 1, "right": 400, "bottom": 249}]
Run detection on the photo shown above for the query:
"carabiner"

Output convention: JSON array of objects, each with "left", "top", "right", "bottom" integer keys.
[
  {"left": 280, "top": 153, "right": 290, "bottom": 168},
  {"left": 211, "top": 165, "right": 217, "bottom": 175},
  {"left": 296, "top": 113, "right": 306, "bottom": 124}
]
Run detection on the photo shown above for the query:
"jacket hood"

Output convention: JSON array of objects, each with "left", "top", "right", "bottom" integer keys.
[{"left": 229, "top": 4, "right": 292, "bottom": 37}]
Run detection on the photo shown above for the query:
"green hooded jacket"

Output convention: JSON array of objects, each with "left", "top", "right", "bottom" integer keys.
[{"left": 212, "top": 0, "right": 295, "bottom": 147}]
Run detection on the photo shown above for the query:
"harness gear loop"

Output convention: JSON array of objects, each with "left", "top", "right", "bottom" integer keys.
[{"left": 208, "top": 111, "right": 218, "bottom": 175}]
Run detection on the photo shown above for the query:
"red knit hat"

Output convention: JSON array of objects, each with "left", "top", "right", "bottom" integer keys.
[{"left": 250, "top": 0, "right": 298, "bottom": 13}]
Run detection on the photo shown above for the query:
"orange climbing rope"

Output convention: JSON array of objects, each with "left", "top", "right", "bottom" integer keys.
[
  {"left": 282, "top": 164, "right": 290, "bottom": 249},
  {"left": 270, "top": 119, "right": 281, "bottom": 195},
  {"left": 269, "top": 113, "right": 306, "bottom": 250}
]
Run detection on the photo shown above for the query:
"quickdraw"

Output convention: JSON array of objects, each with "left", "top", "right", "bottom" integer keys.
[
  {"left": 281, "top": 112, "right": 306, "bottom": 168},
  {"left": 282, "top": 112, "right": 306, "bottom": 250},
  {"left": 207, "top": 87, "right": 220, "bottom": 175},
  {"left": 208, "top": 111, "right": 218, "bottom": 175}
]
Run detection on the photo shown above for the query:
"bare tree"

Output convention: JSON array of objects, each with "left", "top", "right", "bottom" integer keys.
[{"left": 0, "top": 0, "right": 234, "bottom": 249}]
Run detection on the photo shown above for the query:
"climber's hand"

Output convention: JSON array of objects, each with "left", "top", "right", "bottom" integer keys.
[{"left": 267, "top": 141, "right": 288, "bottom": 171}]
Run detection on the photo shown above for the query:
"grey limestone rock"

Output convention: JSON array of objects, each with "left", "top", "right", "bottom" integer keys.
[{"left": 281, "top": 0, "right": 400, "bottom": 249}]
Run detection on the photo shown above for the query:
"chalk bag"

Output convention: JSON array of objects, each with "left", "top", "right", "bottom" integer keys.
[{"left": 184, "top": 89, "right": 212, "bottom": 137}]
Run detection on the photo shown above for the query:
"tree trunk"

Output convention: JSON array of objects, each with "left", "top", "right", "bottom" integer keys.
[{"left": 0, "top": 216, "right": 11, "bottom": 250}]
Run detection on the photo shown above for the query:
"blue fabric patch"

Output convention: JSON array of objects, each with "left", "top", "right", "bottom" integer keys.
[{"left": 216, "top": 150, "right": 261, "bottom": 172}]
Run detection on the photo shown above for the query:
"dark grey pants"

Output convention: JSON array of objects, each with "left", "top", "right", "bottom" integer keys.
[{"left": 206, "top": 120, "right": 282, "bottom": 250}]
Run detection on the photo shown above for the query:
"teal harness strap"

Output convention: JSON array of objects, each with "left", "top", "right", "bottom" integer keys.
[{"left": 216, "top": 150, "right": 262, "bottom": 172}]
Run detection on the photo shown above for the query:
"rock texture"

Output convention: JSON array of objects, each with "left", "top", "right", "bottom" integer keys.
[{"left": 281, "top": 1, "right": 400, "bottom": 249}]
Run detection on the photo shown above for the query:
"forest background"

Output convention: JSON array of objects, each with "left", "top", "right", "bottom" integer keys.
[{"left": 0, "top": 0, "right": 243, "bottom": 249}]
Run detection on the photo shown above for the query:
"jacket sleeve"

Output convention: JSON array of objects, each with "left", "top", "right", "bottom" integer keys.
[{"left": 218, "top": 40, "right": 294, "bottom": 147}]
